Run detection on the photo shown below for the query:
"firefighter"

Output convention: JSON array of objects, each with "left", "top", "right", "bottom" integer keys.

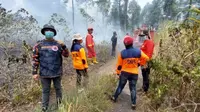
[
  {"left": 111, "top": 31, "right": 117, "bottom": 57},
  {"left": 140, "top": 30, "right": 155, "bottom": 93},
  {"left": 111, "top": 35, "right": 149, "bottom": 110},
  {"left": 85, "top": 27, "right": 98, "bottom": 65},
  {"left": 32, "top": 24, "right": 69, "bottom": 112},
  {"left": 71, "top": 33, "right": 88, "bottom": 92}
]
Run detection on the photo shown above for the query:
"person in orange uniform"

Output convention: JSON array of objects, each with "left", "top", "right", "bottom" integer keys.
[
  {"left": 140, "top": 30, "right": 154, "bottom": 93},
  {"left": 71, "top": 34, "right": 88, "bottom": 88},
  {"left": 111, "top": 36, "right": 149, "bottom": 110},
  {"left": 86, "top": 28, "right": 98, "bottom": 65}
]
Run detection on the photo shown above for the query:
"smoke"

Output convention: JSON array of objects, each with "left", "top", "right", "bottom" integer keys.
[
  {"left": 0, "top": 0, "right": 126, "bottom": 45},
  {"left": 62, "top": 1, "right": 126, "bottom": 44}
]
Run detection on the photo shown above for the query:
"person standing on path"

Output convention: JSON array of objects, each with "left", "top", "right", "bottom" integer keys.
[
  {"left": 140, "top": 30, "right": 155, "bottom": 93},
  {"left": 111, "top": 36, "right": 149, "bottom": 110},
  {"left": 32, "top": 24, "right": 69, "bottom": 112},
  {"left": 85, "top": 27, "right": 98, "bottom": 65},
  {"left": 71, "top": 33, "right": 89, "bottom": 92},
  {"left": 111, "top": 31, "right": 117, "bottom": 57}
]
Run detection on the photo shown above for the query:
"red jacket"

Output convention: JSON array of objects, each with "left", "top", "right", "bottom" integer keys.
[
  {"left": 86, "top": 34, "right": 94, "bottom": 48},
  {"left": 85, "top": 33, "right": 96, "bottom": 58},
  {"left": 140, "top": 40, "right": 154, "bottom": 59}
]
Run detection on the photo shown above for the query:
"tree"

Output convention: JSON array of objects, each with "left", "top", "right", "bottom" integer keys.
[
  {"left": 117, "top": 0, "right": 129, "bottom": 31},
  {"left": 79, "top": 8, "right": 95, "bottom": 23},
  {"left": 140, "top": 0, "right": 163, "bottom": 27},
  {"left": 95, "top": 0, "right": 111, "bottom": 23},
  {"left": 140, "top": 3, "right": 151, "bottom": 25},
  {"left": 163, "top": 0, "right": 179, "bottom": 19},
  {"left": 48, "top": 13, "right": 71, "bottom": 43},
  {"left": 128, "top": 0, "right": 141, "bottom": 29}
]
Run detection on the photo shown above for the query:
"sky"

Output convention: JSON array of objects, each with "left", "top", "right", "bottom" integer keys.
[{"left": 137, "top": 0, "right": 153, "bottom": 8}]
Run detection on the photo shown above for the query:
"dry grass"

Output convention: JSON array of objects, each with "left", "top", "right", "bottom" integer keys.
[{"left": 57, "top": 75, "right": 117, "bottom": 112}]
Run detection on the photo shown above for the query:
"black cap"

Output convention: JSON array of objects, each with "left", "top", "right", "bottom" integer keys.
[
  {"left": 139, "top": 30, "right": 149, "bottom": 36},
  {"left": 41, "top": 24, "right": 57, "bottom": 36},
  {"left": 143, "top": 30, "right": 149, "bottom": 35}
]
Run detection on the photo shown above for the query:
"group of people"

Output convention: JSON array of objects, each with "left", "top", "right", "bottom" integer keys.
[
  {"left": 110, "top": 28, "right": 154, "bottom": 110},
  {"left": 32, "top": 24, "right": 154, "bottom": 111},
  {"left": 32, "top": 24, "right": 98, "bottom": 111}
]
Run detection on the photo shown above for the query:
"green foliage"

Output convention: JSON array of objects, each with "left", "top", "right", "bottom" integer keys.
[{"left": 188, "top": 7, "right": 200, "bottom": 24}]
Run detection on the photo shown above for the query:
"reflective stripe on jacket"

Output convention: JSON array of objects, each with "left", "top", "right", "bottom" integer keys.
[
  {"left": 32, "top": 39, "right": 69, "bottom": 78},
  {"left": 86, "top": 34, "right": 94, "bottom": 47},
  {"left": 71, "top": 43, "right": 88, "bottom": 70},
  {"left": 116, "top": 47, "right": 149, "bottom": 75},
  {"left": 86, "top": 33, "right": 96, "bottom": 58}
]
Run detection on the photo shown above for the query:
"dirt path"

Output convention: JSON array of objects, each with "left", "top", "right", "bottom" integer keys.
[{"left": 93, "top": 59, "right": 148, "bottom": 112}]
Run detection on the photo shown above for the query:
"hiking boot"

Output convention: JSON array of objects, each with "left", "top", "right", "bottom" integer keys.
[
  {"left": 42, "top": 107, "right": 48, "bottom": 112},
  {"left": 131, "top": 104, "right": 136, "bottom": 110},
  {"left": 110, "top": 96, "right": 117, "bottom": 102}
]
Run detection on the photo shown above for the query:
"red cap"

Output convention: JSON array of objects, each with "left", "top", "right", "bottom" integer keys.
[{"left": 124, "top": 36, "right": 133, "bottom": 45}]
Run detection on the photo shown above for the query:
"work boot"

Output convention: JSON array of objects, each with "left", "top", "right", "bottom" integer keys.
[
  {"left": 131, "top": 104, "right": 136, "bottom": 110},
  {"left": 88, "top": 58, "right": 94, "bottom": 65},
  {"left": 93, "top": 57, "right": 99, "bottom": 64}
]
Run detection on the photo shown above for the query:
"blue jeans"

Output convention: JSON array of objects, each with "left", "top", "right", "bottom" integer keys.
[
  {"left": 40, "top": 77, "right": 62, "bottom": 108},
  {"left": 113, "top": 73, "right": 138, "bottom": 105}
]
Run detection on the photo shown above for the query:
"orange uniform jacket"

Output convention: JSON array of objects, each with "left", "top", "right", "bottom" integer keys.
[
  {"left": 86, "top": 34, "right": 96, "bottom": 58},
  {"left": 71, "top": 43, "right": 88, "bottom": 70},
  {"left": 116, "top": 47, "right": 149, "bottom": 75}
]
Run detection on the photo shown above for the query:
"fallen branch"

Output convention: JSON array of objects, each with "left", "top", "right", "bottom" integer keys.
[{"left": 180, "top": 48, "right": 199, "bottom": 64}]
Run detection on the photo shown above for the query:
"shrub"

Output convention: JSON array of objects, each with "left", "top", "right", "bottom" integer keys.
[{"left": 148, "top": 21, "right": 200, "bottom": 111}]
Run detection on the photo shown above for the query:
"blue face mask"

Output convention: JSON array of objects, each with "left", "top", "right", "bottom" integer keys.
[{"left": 45, "top": 31, "right": 55, "bottom": 38}]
